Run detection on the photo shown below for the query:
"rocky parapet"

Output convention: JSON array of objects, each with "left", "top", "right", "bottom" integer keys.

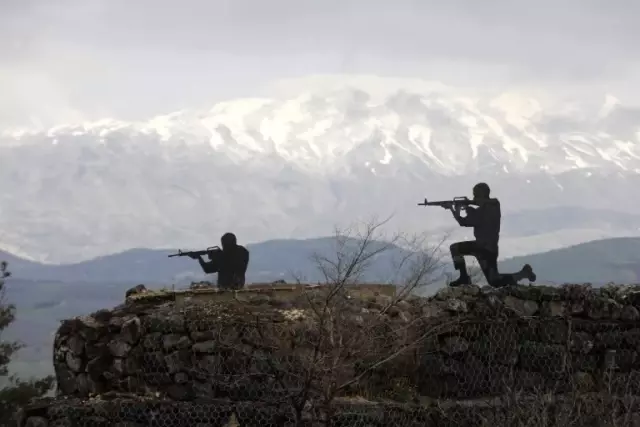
[
  {"left": 414, "top": 283, "right": 640, "bottom": 399},
  {"left": 52, "top": 283, "right": 640, "bottom": 404},
  {"left": 52, "top": 285, "right": 413, "bottom": 402}
]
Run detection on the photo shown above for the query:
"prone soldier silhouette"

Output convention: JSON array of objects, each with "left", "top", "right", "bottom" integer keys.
[
  {"left": 189, "top": 232, "right": 250, "bottom": 290},
  {"left": 446, "top": 183, "right": 536, "bottom": 287}
]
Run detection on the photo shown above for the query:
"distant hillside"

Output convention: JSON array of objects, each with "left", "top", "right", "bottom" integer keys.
[
  {"left": 3, "top": 236, "right": 640, "bottom": 286},
  {"left": 499, "top": 237, "right": 640, "bottom": 284},
  {"left": 0, "top": 237, "right": 416, "bottom": 285}
]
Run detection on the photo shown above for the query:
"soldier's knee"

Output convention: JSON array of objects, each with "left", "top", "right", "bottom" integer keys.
[{"left": 449, "top": 243, "right": 460, "bottom": 254}]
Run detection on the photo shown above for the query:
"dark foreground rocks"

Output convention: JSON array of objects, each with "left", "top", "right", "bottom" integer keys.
[
  {"left": 18, "top": 393, "right": 640, "bottom": 427},
  {"left": 18, "top": 283, "right": 640, "bottom": 426}
]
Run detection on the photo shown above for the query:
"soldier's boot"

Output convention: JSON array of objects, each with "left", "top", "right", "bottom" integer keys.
[
  {"left": 449, "top": 273, "right": 471, "bottom": 287},
  {"left": 511, "top": 264, "right": 536, "bottom": 283},
  {"left": 521, "top": 264, "right": 536, "bottom": 282}
]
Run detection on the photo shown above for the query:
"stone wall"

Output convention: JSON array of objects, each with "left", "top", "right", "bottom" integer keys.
[
  {"left": 53, "top": 284, "right": 640, "bottom": 401},
  {"left": 52, "top": 285, "right": 412, "bottom": 402},
  {"left": 18, "top": 283, "right": 640, "bottom": 426},
  {"left": 415, "top": 284, "right": 640, "bottom": 399}
]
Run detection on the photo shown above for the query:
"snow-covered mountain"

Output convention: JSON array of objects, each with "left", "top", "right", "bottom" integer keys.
[{"left": 2, "top": 76, "right": 640, "bottom": 264}]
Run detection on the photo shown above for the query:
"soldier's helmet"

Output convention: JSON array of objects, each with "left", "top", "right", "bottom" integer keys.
[
  {"left": 221, "top": 232, "right": 237, "bottom": 247},
  {"left": 473, "top": 182, "right": 490, "bottom": 198}
]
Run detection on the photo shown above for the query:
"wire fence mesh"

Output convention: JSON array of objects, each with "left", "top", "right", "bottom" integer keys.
[{"left": 20, "top": 284, "right": 640, "bottom": 426}]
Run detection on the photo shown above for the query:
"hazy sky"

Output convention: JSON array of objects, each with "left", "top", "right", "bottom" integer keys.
[{"left": 1, "top": 0, "right": 639, "bottom": 128}]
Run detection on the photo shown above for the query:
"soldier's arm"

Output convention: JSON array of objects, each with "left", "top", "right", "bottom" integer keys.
[
  {"left": 197, "top": 256, "right": 218, "bottom": 274},
  {"left": 452, "top": 206, "right": 477, "bottom": 227}
]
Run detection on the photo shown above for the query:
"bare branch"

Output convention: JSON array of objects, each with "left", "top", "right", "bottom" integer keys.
[
  {"left": 310, "top": 215, "right": 399, "bottom": 300},
  {"left": 335, "top": 317, "right": 466, "bottom": 394}
]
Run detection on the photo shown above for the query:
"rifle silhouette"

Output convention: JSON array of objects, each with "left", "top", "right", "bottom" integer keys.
[
  {"left": 417, "top": 196, "right": 476, "bottom": 210},
  {"left": 168, "top": 246, "right": 221, "bottom": 258}
]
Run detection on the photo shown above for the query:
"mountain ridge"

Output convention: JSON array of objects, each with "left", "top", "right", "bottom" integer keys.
[{"left": 2, "top": 76, "right": 640, "bottom": 262}]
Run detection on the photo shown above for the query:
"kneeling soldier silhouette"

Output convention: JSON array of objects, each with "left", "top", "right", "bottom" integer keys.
[{"left": 448, "top": 183, "right": 536, "bottom": 287}]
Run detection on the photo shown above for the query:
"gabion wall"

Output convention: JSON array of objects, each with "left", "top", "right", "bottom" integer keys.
[{"left": 17, "top": 283, "right": 640, "bottom": 426}]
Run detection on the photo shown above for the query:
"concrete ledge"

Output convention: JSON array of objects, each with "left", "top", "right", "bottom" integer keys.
[{"left": 127, "top": 283, "right": 397, "bottom": 306}]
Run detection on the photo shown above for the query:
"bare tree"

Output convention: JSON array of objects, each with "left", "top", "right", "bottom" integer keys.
[{"left": 237, "top": 216, "right": 459, "bottom": 425}]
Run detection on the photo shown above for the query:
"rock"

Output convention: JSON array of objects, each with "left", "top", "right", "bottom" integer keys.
[
  {"left": 65, "top": 352, "right": 83, "bottom": 373},
  {"left": 586, "top": 298, "right": 622, "bottom": 320},
  {"left": 87, "top": 355, "right": 112, "bottom": 380},
  {"left": 108, "top": 316, "right": 126, "bottom": 331},
  {"left": 445, "top": 298, "right": 468, "bottom": 313},
  {"left": 191, "top": 330, "right": 216, "bottom": 342},
  {"left": 441, "top": 336, "right": 469, "bottom": 355},
  {"left": 142, "top": 332, "right": 163, "bottom": 350},
  {"left": 108, "top": 339, "right": 131, "bottom": 357},
  {"left": 175, "top": 372, "right": 189, "bottom": 383},
  {"left": 125, "top": 284, "right": 147, "bottom": 298},
  {"left": 623, "top": 329, "right": 640, "bottom": 347},
  {"left": 615, "top": 349, "right": 637, "bottom": 371},
  {"left": 626, "top": 291, "right": 640, "bottom": 307},
  {"left": 76, "top": 316, "right": 105, "bottom": 340},
  {"left": 112, "top": 358, "right": 125, "bottom": 376},
  {"left": 198, "top": 355, "right": 221, "bottom": 374},
  {"left": 539, "top": 320, "right": 568, "bottom": 344},
  {"left": 540, "top": 301, "right": 564, "bottom": 317},
  {"left": 143, "top": 313, "right": 186, "bottom": 333},
  {"left": 629, "top": 413, "right": 640, "bottom": 427},
  {"left": 570, "top": 332, "right": 594, "bottom": 354},
  {"left": 503, "top": 296, "right": 539, "bottom": 316},
  {"left": 76, "top": 373, "right": 91, "bottom": 396},
  {"left": 190, "top": 281, "right": 214, "bottom": 289},
  {"left": 84, "top": 416, "right": 109, "bottom": 427},
  {"left": 192, "top": 340, "right": 217, "bottom": 353},
  {"left": 244, "top": 293, "right": 271, "bottom": 305},
  {"left": 421, "top": 303, "right": 445, "bottom": 318},
  {"left": 603, "top": 349, "right": 617, "bottom": 370},
  {"left": 163, "top": 334, "right": 191, "bottom": 351},
  {"left": 397, "top": 300, "right": 412, "bottom": 311},
  {"left": 120, "top": 317, "right": 142, "bottom": 344},
  {"left": 519, "top": 341, "right": 567, "bottom": 375},
  {"left": 25, "top": 416, "right": 48, "bottom": 427},
  {"left": 192, "top": 381, "right": 214, "bottom": 397},
  {"left": 56, "top": 365, "right": 77, "bottom": 394},
  {"left": 435, "top": 285, "right": 480, "bottom": 301},
  {"left": 85, "top": 342, "right": 106, "bottom": 360},
  {"left": 124, "top": 355, "right": 141, "bottom": 374},
  {"left": 609, "top": 299, "right": 623, "bottom": 319},
  {"left": 621, "top": 305, "right": 640, "bottom": 321},
  {"left": 145, "top": 351, "right": 167, "bottom": 371},
  {"left": 165, "top": 350, "right": 191, "bottom": 374},
  {"left": 568, "top": 301, "right": 585, "bottom": 316},
  {"left": 66, "top": 335, "right": 85, "bottom": 355},
  {"left": 167, "top": 384, "right": 191, "bottom": 400},
  {"left": 93, "top": 309, "right": 112, "bottom": 323}
]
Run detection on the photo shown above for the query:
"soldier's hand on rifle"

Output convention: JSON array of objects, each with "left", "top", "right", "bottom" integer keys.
[{"left": 188, "top": 253, "right": 201, "bottom": 260}]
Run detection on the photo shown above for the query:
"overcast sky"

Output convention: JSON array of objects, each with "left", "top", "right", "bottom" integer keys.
[{"left": 1, "top": 0, "right": 639, "bottom": 128}]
